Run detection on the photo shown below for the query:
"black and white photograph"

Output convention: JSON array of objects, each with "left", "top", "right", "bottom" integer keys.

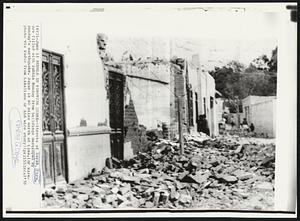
[{"left": 3, "top": 2, "right": 297, "bottom": 217}]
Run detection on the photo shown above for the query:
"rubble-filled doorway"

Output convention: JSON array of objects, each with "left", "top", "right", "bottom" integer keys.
[
  {"left": 210, "top": 96, "right": 215, "bottom": 136},
  {"left": 42, "top": 50, "right": 67, "bottom": 186},
  {"left": 108, "top": 71, "right": 124, "bottom": 160},
  {"left": 195, "top": 92, "right": 199, "bottom": 130}
]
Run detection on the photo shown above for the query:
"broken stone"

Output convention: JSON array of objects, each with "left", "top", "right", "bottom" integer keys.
[
  {"left": 178, "top": 171, "right": 189, "bottom": 181},
  {"left": 92, "top": 186, "right": 105, "bottom": 194},
  {"left": 259, "top": 156, "right": 275, "bottom": 167},
  {"left": 96, "top": 183, "right": 111, "bottom": 190},
  {"left": 209, "top": 157, "right": 219, "bottom": 167},
  {"left": 238, "top": 172, "right": 253, "bottom": 181},
  {"left": 138, "top": 198, "right": 146, "bottom": 205},
  {"left": 153, "top": 191, "right": 160, "bottom": 206},
  {"left": 178, "top": 155, "right": 189, "bottom": 162},
  {"left": 151, "top": 172, "right": 161, "bottom": 179},
  {"left": 254, "top": 182, "right": 273, "bottom": 191},
  {"left": 201, "top": 181, "right": 211, "bottom": 189},
  {"left": 92, "top": 198, "right": 105, "bottom": 208},
  {"left": 122, "top": 175, "right": 141, "bottom": 184},
  {"left": 170, "top": 190, "right": 180, "bottom": 200},
  {"left": 109, "top": 171, "right": 124, "bottom": 179},
  {"left": 56, "top": 185, "right": 67, "bottom": 194},
  {"left": 119, "top": 184, "right": 131, "bottom": 195},
  {"left": 192, "top": 171, "right": 210, "bottom": 184},
  {"left": 112, "top": 157, "right": 122, "bottom": 168},
  {"left": 232, "top": 170, "right": 253, "bottom": 181},
  {"left": 179, "top": 194, "right": 192, "bottom": 204},
  {"left": 105, "top": 194, "right": 118, "bottom": 204},
  {"left": 135, "top": 173, "right": 152, "bottom": 181},
  {"left": 97, "top": 175, "right": 107, "bottom": 183},
  {"left": 77, "top": 186, "right": 92, "bottom": 194},
  {"left": 220, "top": 175, "right": 238, "bottom": 183},
  {"left": 130, "top": 196, "right": 140, "bottom": 207},
  {"left": 118, "top": 201, "right": 130, "bottom": 208},
  {"left": 234, "top": 145, "right": 244, "bottom": 154},
  {"left": 77, "top": 194, "right": 89, "bottom": 201},
  {"left": 145, "top": 201, "right": 154, "bottom": 208},
  {"left": 160, "top": 191, "right": 170, "bottom": 204},
  {"left": 116, "top": 193, "right": 128, "bottom": 204},
  {"left": 62, "top": 193, "right": 71, "bottom": 201},
  {"left": 44, "top": 189, "right": 55, "bottom": 197},
  {"left": 139, "top": 168, "right": 150, "bottom": 174},
  {"left": 111, "top": 186, "right": 119, "bottom": 194},
  {"left": 42, "top": 133, "right": 275, "bottom": 210}
]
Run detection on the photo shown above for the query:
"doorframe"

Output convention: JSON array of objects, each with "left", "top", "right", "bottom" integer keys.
[
  {"left": 42, "top": 49, "right": 69, "bottom": 184},
  {"left": 108, "top": 69, "right": 125, "bottom": 160}
]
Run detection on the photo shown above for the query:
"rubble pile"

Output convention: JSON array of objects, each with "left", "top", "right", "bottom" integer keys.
[{"left": 42, "top": 134, "right": 275, "bottom": 210}]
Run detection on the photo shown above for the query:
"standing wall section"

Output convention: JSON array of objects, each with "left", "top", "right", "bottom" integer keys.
[
  {"left": 42, "top": 26, "right": 112, "bottom": 182},
  {"left": 122, "top": 62, "right": 171, "bottom": 153}
]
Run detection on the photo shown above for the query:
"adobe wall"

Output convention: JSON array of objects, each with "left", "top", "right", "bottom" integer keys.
[
  {"left": 242, "top": 95, "right": 276, "bottom": 137},
  {"left": 42, "top": 25, "right": 111, "bottom": 182},
  {"left": 169, "top": 62, "right": 188, "bottom": 139},
  {"left": 248, "top": 99, "right": 276, "bottom": 137},
  {"left": 121, "top": 62, "right": 172, "bottom": 153},
  {"left": 198, "top": 70, "right": 217, "bottom": 136}
]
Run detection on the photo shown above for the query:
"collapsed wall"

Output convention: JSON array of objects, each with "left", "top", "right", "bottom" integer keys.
[{"left": 122, "top": 61, "right": 172, "bottom": 154}]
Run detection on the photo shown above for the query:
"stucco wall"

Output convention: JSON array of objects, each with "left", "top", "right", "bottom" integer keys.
[
  {"left": 110, "top": 37, "right": 173, "bottom": 136},
  {"left": 42, "top": 27, "right": 109, "bottom": 128},
  {"left": 169, "top": 62, "right": 188, "bottom": 139},
  {"left": 246, "top": 99, "right": 276, "bottom": 137},
  {"left": 127, "top": 78, "right": 171, "bottom": 130},
  {"left": 66, "top": 128, "right": 111, "bottom": 182},
  {"left": 122, "top": 63, "right": 171, "bottom": 130},
  {"left": 187, "top": 63, "right": 200, "bottom": 132},
  {"left": 216, "top": 98, "right": 225, "bottom": 124},
  {"left": 242, "top": 96, "right": 276, "bottom": 137},
  {"left": 42, "top": 22, "right": 111, "bottom": 182},
  {"left": 198, "top": 70, "right": 217, "bottom": 136}
]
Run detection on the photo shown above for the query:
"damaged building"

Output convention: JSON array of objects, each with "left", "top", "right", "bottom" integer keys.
[
  {"left": 108, "top": 37, "right": 218, "bottom": 157},
  {"left": 41, "top": 32, "right": 218, "bottom": 186}
]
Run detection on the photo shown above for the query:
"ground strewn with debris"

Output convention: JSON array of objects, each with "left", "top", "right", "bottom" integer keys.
[{"left": 42, "top": 133, "right": 275, "bottom": 210}]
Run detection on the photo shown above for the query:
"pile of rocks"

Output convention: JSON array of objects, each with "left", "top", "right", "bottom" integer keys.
[{"left": 42, "top": 134, "right": 275, "bottom": 210}]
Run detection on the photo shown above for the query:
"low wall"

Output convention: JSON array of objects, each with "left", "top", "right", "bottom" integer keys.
[
  {"left": 66, "top": 126, "right": 111, "bottom": 182},
  {"left": 249, "top": 100, "right": 276, "bottom": 138}
]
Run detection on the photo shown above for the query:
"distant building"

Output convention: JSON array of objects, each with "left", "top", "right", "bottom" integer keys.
[{"left": 242, "top": 95, "right": 276, "bottom": 137}]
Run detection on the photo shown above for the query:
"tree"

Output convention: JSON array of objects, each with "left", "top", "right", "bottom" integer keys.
[
  {"left": 268, "top": 47, "right": 277, "bottom": 72},
  {"left": 209, "top": 47, "right": 277, "bottom": 113},
  {"left": 209, "top": 61, "right": 245, "bottom": 99},
  {"left": 246, "top": 47, "right": 277, "bottom": 73},
  {"left": 249, "top": 54, "right": 270, "bottom": 71}
]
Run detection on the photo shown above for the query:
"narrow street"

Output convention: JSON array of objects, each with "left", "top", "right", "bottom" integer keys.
[{"left": 42, "top": 132, "right": 275, "bottom": 210}]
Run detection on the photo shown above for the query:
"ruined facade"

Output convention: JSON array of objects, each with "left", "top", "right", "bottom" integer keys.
[
  {"left": 111, "top": 38, "right": 219, "bottom": 153},
  {"left": 182, "top": 55, "right": 218, "bottom": 137},
  {"left": 41, "top": 32, "right": 218, "bottom": 185},
  {"left": 42, "top": 29, "right": 112, "bottom": 184}
]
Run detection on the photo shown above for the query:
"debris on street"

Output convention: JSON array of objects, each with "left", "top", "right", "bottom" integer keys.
[{"left": 42, "top": 133, "right": 275, "bottom": 210}]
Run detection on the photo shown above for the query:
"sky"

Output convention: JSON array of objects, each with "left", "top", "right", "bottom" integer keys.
[
  {"left": 7, "top": 3, "right": 282, "bottom": 70},
  {"left": 100, "top": 5, "right": 280, "bottom": 70}
]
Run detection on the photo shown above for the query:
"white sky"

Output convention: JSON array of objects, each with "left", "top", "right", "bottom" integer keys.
[
  {"left": 6, "top": 3, "right": 282, "bottom": 69},
  {"left": 104, "top": 7, "right": 279, "bottom": 70},
  {"left": 101, "top": 5, "right": 280, "bottom": 69}
]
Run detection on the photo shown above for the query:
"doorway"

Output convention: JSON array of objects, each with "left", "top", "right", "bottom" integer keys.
[
  {"left": 195, "top": 92, "right": 199, "bottom": 131},
  {"left": 42, "top": 50, "right": 67, "bottom": 186},
  {"left": 108, "top": 71, "right": 124, "bottom": 160}
]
